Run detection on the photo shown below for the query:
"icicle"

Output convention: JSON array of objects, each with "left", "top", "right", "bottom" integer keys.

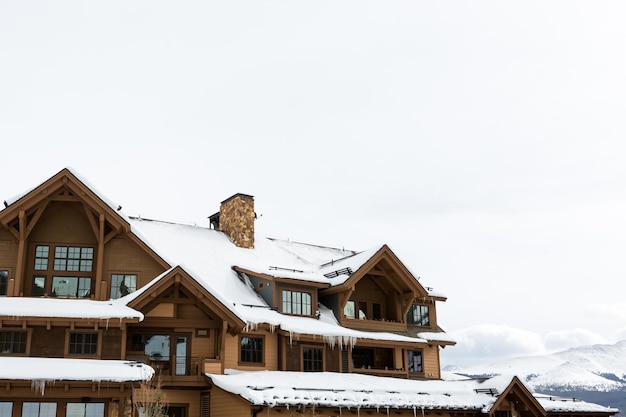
[
  {"left": 105, "top": 318, "right": 110, "bottom": 330},
  {"left": 31, "top": 380, "right": 47, "bottom": 396},
  {"left": 357, "top": 406, "right": 360, "bottom": 417},
  {"left": 413, "top": 406, "right": 416, "bottom": 417},
  {"left": 421, "top": 407, "right": 425, "bottom": 417},
  {"left": 386, "top": 406, "right": 389, "bottom": 416}
]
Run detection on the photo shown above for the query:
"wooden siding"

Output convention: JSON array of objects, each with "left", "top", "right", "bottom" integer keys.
[
  {"left": 210, "top": 386, "right": 250, "bottom": 417},
  {"left": 103, "top": 235, "right": 165, "bottom": 291},
  {"left": 423, "top": 344, "right": 440, "bottom": 379},
  {"left": 101, "top": 328, "right": 123, "bottom": 360},
  {"left": 161, "top": 389, "right": 205, "bottom": 417},
  {"left": 224, "top": 330, "right": 278, "bottom": 371},
  {"left": 30, "top": 327, "right": 65, "bottom": 357}
]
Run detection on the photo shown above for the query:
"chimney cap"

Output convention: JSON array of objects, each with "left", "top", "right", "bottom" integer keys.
[{"left": 220, "top": 193, "right": 254, "bottom": 205}]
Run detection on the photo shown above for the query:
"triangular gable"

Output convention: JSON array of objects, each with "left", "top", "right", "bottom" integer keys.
[
  {"left": 488, "top": 376, "right": 547, "bottom": 417},
  {"left": 320, "top": 244, "right": 435, "bottom": 299},
  {"left": 1, "top": 167, "right": 128, "bottom": 239},
  {"left": 127, "top": 265, "right": 245, "bottom": 335},
  {"left": 0, "top": 168, "right": 170, "bottom": 297}
]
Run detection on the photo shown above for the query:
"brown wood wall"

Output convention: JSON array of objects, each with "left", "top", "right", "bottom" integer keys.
[{"left": 210, "top": 386, "right": 250, "bottom": 417}]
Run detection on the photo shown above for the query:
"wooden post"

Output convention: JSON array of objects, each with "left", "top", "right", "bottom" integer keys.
[
  {"left": 95, "top": 214, "right": 105, "bottom": 300},
  {"left": 13, "top": 210, "right": 26, "bottom": 296}
]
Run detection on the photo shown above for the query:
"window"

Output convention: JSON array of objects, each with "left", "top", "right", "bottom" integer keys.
[
  {"left": 302, "top": 347, "right": 323, "bottom": 372},
  {"left": 357, "top": 301, "right": 367, "bottom": 319},
  {"left": 32, "top": 276, "right": 46, "bottom": 296},
  {"left": 53, "top": 246, "right": 93, "bottom": 272},
  {"left": 0, "top": 270, "right": 7, "bottom": 296},
  {"left": 281, "top": 290, "right": 312, "bottom": 315},
  {"left": 343, "top": 300, "right": 366, "bottom": 319},
  {"left": 373, "top": 303, "right": 382, "bottom": 320},
  {"left": 352, "top": 347, "right": 394, "bottom": 370},
  {"left": 0, "top": 402, "right": 12, "bottom": 417},
  {"left": 21, "top": 403, "right": 57, "bottom": 417},
  {"left": 66, "top": 403, "right": 104, "bottom": 417},
  {"left": 31, "top": 244, "right": 94, "bottom": 298},
  {"left": 34, "top": 245, "right": 49, "bottom": 270},
  {"left": 52, "top": 276, "right": 91, "bottom": 298},
  {"left": 110, "top": 274, "right": 137, "bottom": 299},
  {"left": 344, "top": 300, "right": 355, "bottom": 318},
  {"left": 68, "top": 332, "right": 98, "bottom": 355},
  {"left": 0, "top": 330, "right": 28, "bottom": 354},
  {"left": 407, "top": 304, "right": 430, "bottom": 326},
  {"left": 240, "top": 336, "right": 263, "bottom": 364},
  {"left": 408, "top": 350, "right": 423, "bottom": 373},
  {"left": 130, "top": 333, "right": 191, "bottom": 376}
]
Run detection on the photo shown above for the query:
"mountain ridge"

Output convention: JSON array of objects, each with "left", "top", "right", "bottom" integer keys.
[{"left": 451, "top": 340, "right": 626, "bottom": 415}]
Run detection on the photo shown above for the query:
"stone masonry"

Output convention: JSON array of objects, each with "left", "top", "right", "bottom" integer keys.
[{"left": 219, "top": 193, "right": 255, "bottom": 249}]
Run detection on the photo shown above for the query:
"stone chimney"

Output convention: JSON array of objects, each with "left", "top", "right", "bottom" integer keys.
[{"left": 209, "top": 193, "right": 255, "bottom": 249}]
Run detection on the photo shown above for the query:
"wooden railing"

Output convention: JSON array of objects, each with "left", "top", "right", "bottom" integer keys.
[{"left": 125, "top": 354, "right": 222, "bottom": 379}]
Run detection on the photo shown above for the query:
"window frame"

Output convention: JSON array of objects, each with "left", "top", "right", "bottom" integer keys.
[
  {"left": 0, "top": 269, "right": 8, "bottom": 296},
  {"left": 0, "top": 329, "right": 30, "bottom": 356},
  {"left": 407, "top": 349, "right": 424, "bottom": 373},
  {"left": 407, "top": 304, "right": 430, "bottom": 327},
  {"left": 280, "top": 288, "right": 314, "bottom": 316},
  {"left": 344, "top": 299, "right": 368, "bottom": 320},
  {"left": 238, "top": 334, "right": 265, "bottom": 366},
  {"left": 301, "top": 345, "right": 325, "bottom": 372},
  {"left": 29, "top": 244, "right": 96, "bottom": 299},
  {"left": 109, "top": 272, "right": 139, "bottom": 299},
  {"left": 66, "top": 330, "right": 101, "bottom": 358}
]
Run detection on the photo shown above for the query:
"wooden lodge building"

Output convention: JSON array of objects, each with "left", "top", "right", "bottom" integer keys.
[{"left": 0, "top": 168, "right": 618, "bottom": 417}]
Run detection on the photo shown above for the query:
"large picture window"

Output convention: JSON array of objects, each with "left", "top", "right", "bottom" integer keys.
[
  {"left": 110, "top": 274, "right": 137, "bottom": 299},
  {"left": 281, "top": 290, "right": 312, "bottom": 316},
  {"left": 52, "top": 277, "right": 91, "bottom": 298},
  {"left": 68, "top": 332, "right": 98, "bottom": 355},
  {"left": 407, "top": 304, "right": 430, "bottom": 327},
  {"left": 0, "top": 330, "right": 28, "bottom": 354},
  {"left": 30, "top": 244, "right": 94, "bottom": 298},
  {"left": 240, "top": 336, "right": 263, "bottom": 364}
]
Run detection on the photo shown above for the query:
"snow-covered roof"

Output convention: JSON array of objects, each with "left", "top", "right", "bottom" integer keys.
[
  {"left": 208, "top": 371, "right": 618, "bottom": 414},
  {"left": 0, "top": 297, "right": 143, "bottom": 321},
  {"left": 127, "top": 218, "right": 452, "bottom": 346},
  {"left": 0, "top": 357, "right": 154, "bottom": 394}
]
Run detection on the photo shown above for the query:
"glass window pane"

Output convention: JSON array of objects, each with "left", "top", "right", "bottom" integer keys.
[
  {"left": 0, "top": 271, "right": 7, "bottom": 296},
  {"left": 0, "top": 402, "right": 12, "bottom": 417}
]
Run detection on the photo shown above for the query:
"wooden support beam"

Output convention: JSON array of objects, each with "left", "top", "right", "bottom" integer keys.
[
  {"left": 95, "top": 214, "right": 105, "bottom": 300},
  {"left": 13, "top": 210, "right": 26, "bottom": 296}
]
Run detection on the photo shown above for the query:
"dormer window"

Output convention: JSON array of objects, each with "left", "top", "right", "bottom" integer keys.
[
  {"left": 407, "top": 304, "right": 429, "bottom": 326},
  {"left": 281, "top": 289, "right": 312, "bottom": 316}
]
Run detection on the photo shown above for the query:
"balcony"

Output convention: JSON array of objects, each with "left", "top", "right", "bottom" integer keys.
[{"left": 125, "top": 354, "right": 223, "bottom": 385}]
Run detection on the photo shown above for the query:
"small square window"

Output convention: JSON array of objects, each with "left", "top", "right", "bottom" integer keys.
[
  {"left": 240, "top": 336, "right": 263, "bottom": 364},
  {"left": 110, "top": 274, "right": 137, "bottom": 299},
  {"left": 69, "top": 332, "right": 98, "bottom": 355}
]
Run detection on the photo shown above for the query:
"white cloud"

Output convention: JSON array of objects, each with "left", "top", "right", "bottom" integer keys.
[
  {"left": 441, "top": 324, "right": 546, "bottom": 368},
  {"left": 543, "top": 329, "right": 608, "bottom": 352}
]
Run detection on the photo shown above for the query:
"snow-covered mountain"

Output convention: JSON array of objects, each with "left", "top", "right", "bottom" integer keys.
[{"left": 452, "top": 340, "right": 626, "bottom": 415}]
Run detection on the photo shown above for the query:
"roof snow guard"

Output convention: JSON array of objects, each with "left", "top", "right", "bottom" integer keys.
[{"left": 323, "top": 267, "right": 353, "bottom": 279}]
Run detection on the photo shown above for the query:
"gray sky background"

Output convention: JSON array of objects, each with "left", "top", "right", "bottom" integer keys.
[{"left": 2, "top": 1, "right": 626, "bottom": 368}]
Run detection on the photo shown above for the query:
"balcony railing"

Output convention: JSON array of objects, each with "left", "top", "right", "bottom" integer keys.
[{"left": 125, "top": 354, "right": 223, "bottom": 380}]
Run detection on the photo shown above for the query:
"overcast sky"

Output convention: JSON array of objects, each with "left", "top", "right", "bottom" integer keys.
[{"left": 2, "top": 1, "right": 626, "bottom": 368}]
